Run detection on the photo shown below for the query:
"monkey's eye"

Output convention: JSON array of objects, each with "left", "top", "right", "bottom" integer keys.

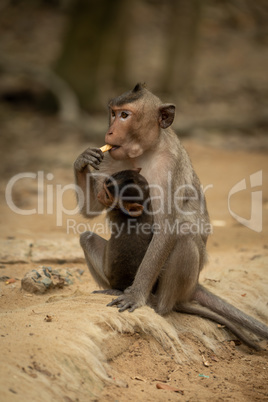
[
  {"left": 111, "top": 110, "right": 116, "bottom": 118},
  {"left": 120, "top": 111, "right": 129, "bottom": 119}
]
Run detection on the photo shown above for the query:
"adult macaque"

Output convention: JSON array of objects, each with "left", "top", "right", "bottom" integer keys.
[
  {"left": 87, "top": 168, "right": 153, "bottom": 295},
  {"left": 74, "top": 83, "right": 268, "bottom": 349}
]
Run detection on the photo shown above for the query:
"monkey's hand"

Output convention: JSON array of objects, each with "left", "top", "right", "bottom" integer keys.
[
  {"left": 107, "top": 287, "right": 146, "bottom": 312},
  {"left": 74, "top": 147, "right": 104, "bottom": 171}
]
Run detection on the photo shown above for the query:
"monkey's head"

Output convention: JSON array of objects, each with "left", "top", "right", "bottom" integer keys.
[
  {"left": 105, "top": 83, "right": 175, "bottom": 161},
  {"left": 97, "top": 168, "right": 150, "bottom": 217}
]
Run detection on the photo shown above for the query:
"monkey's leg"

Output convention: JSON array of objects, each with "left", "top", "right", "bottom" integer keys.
[
  {"left": 80, "top": 231, "right": 110, "bottom": 289},
  {"left": 154, "top": 234, "right": 200, "bottom": 315}
]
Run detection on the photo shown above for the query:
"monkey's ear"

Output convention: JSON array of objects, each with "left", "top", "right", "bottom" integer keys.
[
  {"left": 159, "top": 104, "right": 175, "bottom": 129},
  {"left": 124, "top": 203, "right": 144, "bottom": 217},
  {"left": 133, "top": 83, "right": 146, "bottom": 92}
]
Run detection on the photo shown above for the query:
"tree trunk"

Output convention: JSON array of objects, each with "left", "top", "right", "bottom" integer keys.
[
  {"left": 54, "top": 0, "right": 128, "bottom": 111},
  {"left": 160, "top": 0, "right": 202, "bottom": 95}
]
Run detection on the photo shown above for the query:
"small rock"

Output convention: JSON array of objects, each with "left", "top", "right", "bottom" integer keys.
[
  {"left": 21, "top": 268, "right": 50, "bottom": 294},
  {"left": 21, "top": 266, "right": 83, "bottom": 294},
  {"left": 0, "top": 276, "right": 10, "bottom": 282}
]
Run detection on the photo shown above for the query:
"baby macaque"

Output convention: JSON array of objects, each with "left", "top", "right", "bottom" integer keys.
[{"left": 87, "top": 168, "right": 153, "bottom": 295}]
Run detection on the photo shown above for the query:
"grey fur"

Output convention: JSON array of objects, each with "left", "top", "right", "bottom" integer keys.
[{"left": 74, "top": 84, "right": 268, "bottom": 349}]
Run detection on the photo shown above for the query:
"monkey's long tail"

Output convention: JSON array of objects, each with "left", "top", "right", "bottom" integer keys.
[
  {"left": 175, "top": 302, "right": 261, "bottom": 350},
  {"left": 193, "top": 284, "right": 268, "bottom": 339}
]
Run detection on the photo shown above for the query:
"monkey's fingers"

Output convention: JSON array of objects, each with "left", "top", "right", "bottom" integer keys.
[
  {"left": 100, "top": 144, "right": 113, "bottom": 153},
  {"left": 107, "top": 296, "right": 138, "bottom": 313},
  {"left": 107, "top": 296, "right": 127, "bottom": 309},
  {"left": 119, "top": 303, "right": 137, "bottom": 313},
  {"left": 107, "top": 298, "right": 121, "bottom": 307}
]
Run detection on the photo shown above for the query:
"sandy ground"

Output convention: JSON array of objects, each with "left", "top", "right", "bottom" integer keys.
[
  {"left": 0, "top": 2, "right": 268, "bottom": 400},
  {"left": 0, "top": 136, "right": 267, "bottom": 401}
]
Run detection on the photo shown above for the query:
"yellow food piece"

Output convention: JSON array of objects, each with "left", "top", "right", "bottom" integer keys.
[{"left": 100, "top": 144, "right": 112, "bottom": 153}]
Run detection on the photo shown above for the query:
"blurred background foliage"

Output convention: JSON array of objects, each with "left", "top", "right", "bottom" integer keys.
[{"left": 0, "top": 0, "right": 267, "bottom": 167}]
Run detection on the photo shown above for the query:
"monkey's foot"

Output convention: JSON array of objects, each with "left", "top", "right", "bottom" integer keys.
[
  {"left": 107, "top": 289, "right": 145, "bottom": 312},
  {"left": 92, "top": 289, "right": 123, "bottom": 296}
]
